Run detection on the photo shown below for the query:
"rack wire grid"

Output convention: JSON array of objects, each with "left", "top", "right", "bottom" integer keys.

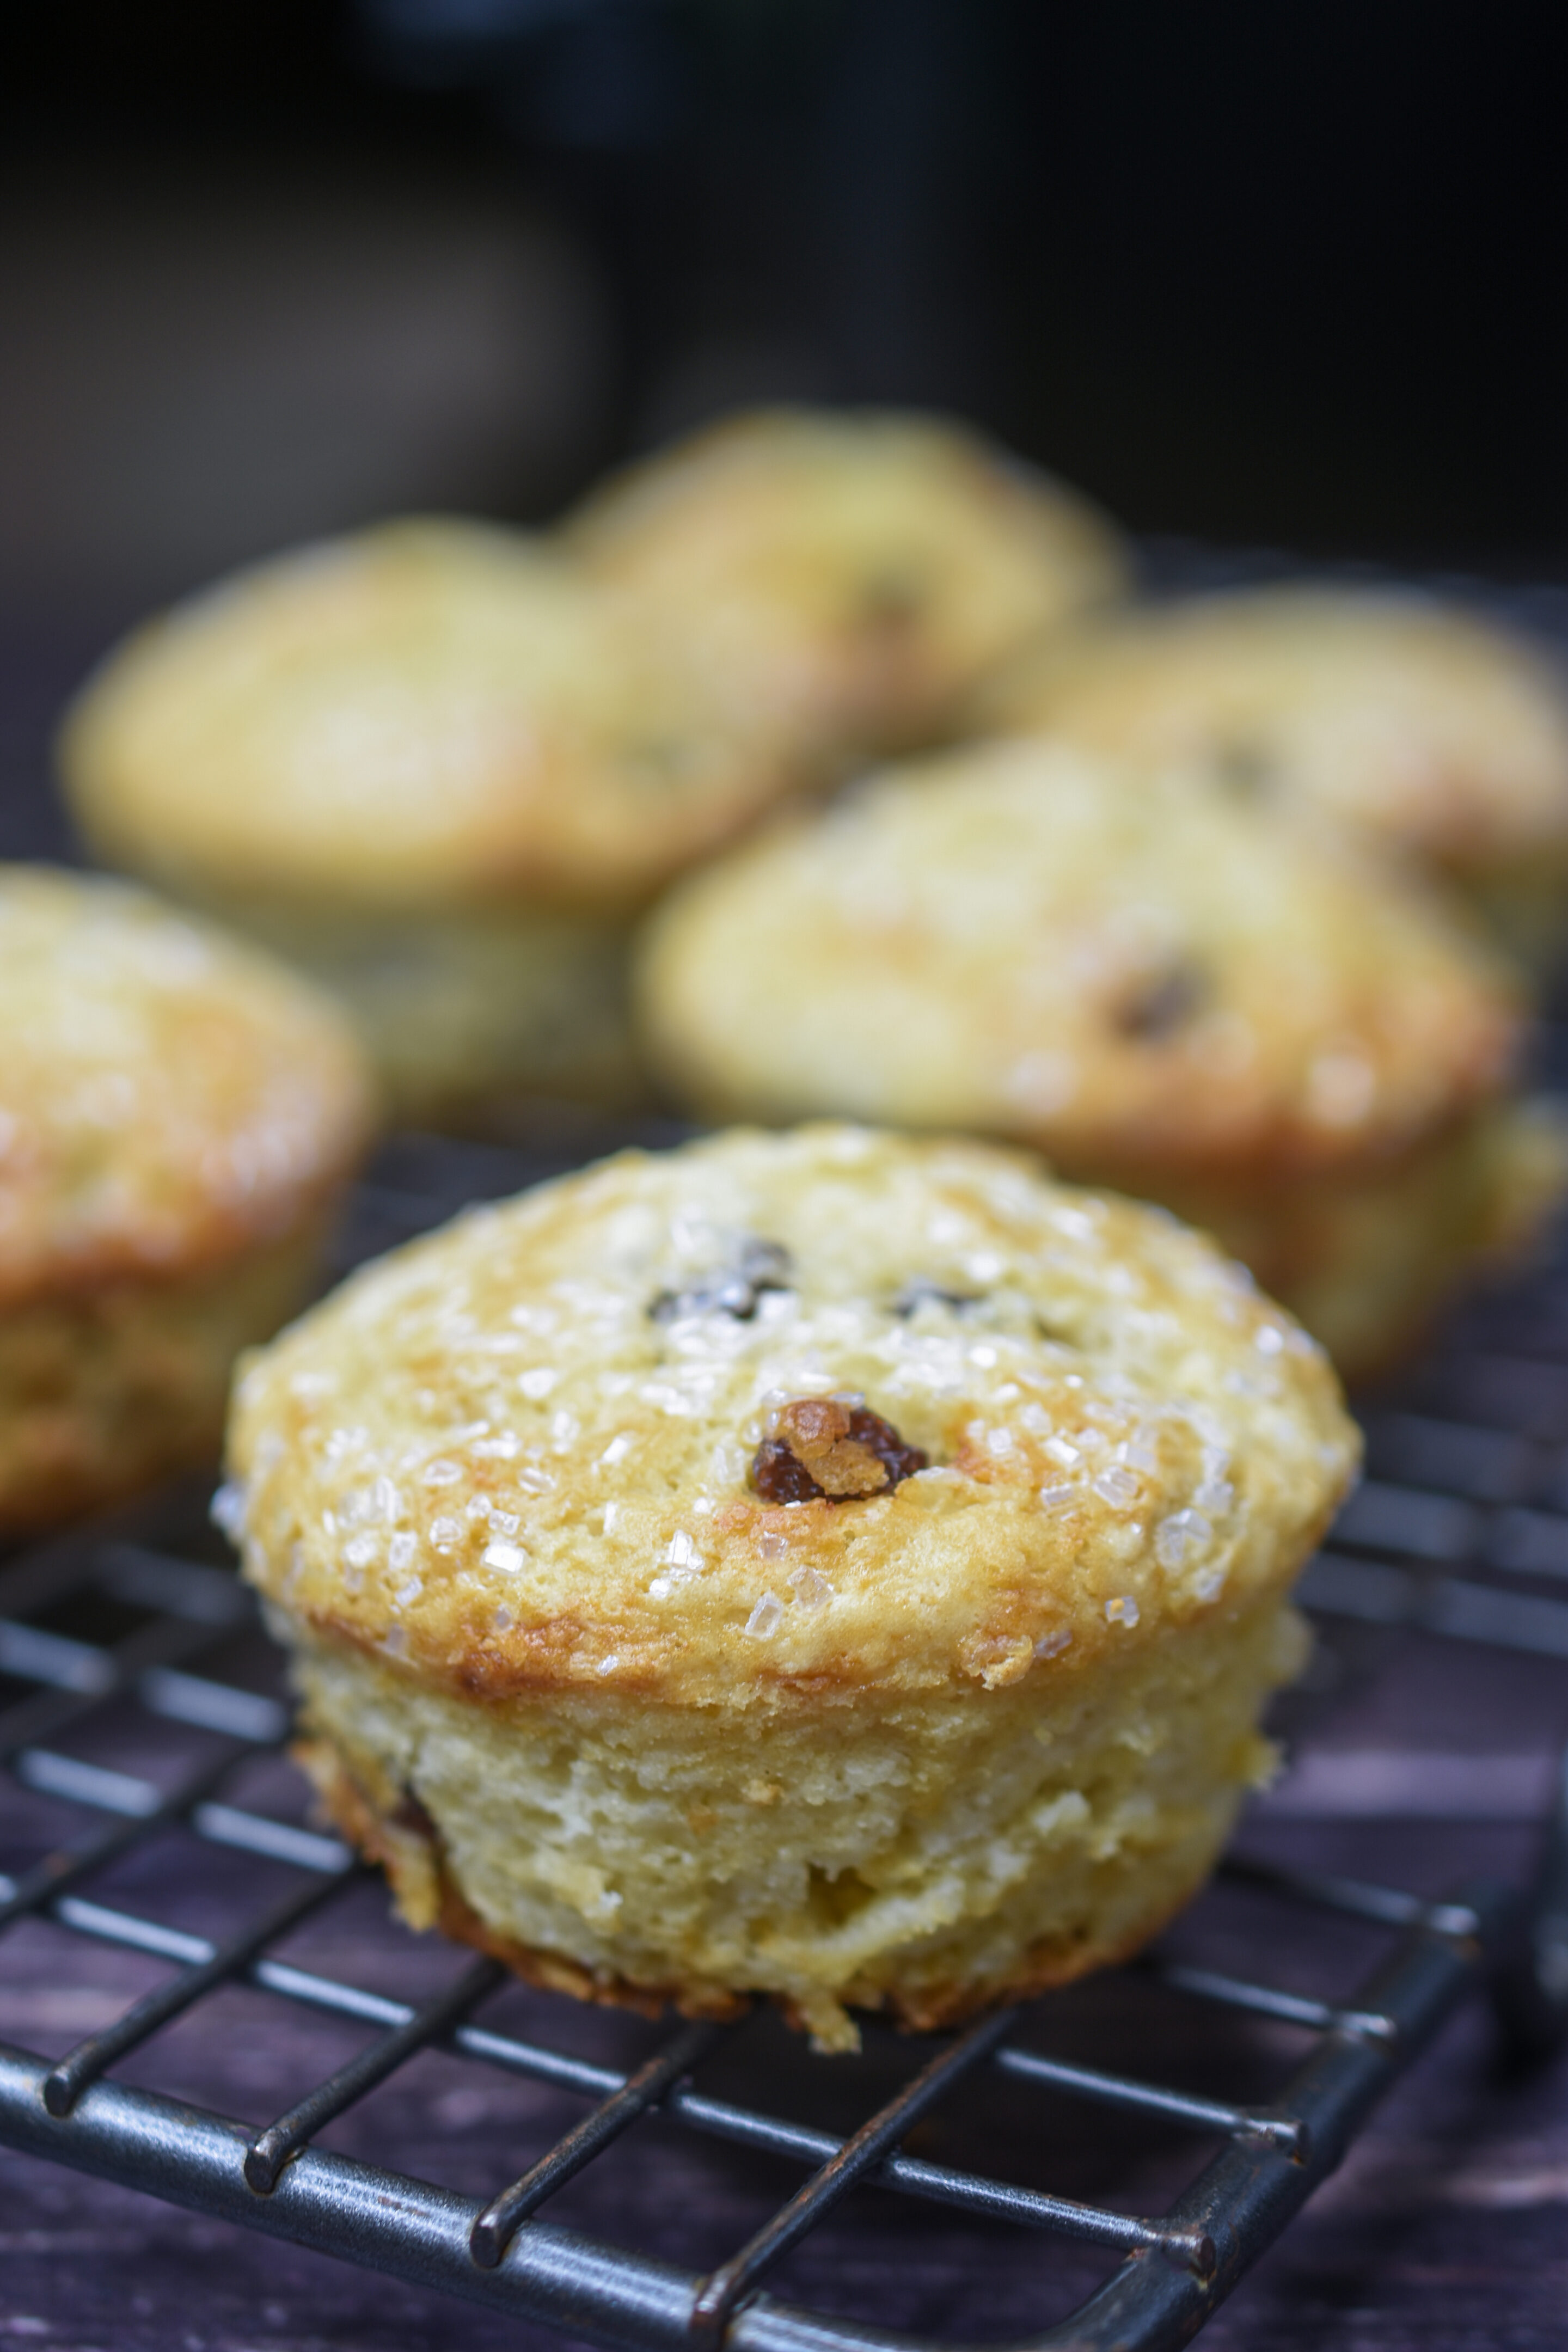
[{"left": 2, "top": 1119, "right": 1568, "bottom": 2352}]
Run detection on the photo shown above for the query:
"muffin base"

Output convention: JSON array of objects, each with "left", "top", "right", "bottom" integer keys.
[
  {"left": 1151, "top": 1096, "right": 1568, "bottom": 1385},
  {"left": 1460, "top": 862, "right": 1568, "bottom": 978},
  {"left": 295, "top": 1732, "right": 745, "bottom": 2022},
  {"left": 280, "top": 1595, "right": 1302, "bottom": 2052},
  {"left": 166, "top": 893, "right": 650, "bottom": 1130},
  {"left": 294, "top": 1725, "right": 1240, "bottom": 2049},
  {"left": 0, "top": 1221, "right": 330, "bottom": 1536}
]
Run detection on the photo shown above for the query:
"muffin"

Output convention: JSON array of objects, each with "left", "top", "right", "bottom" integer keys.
[
  {"left": 226, "top": 1124, "right": 1357, "bottom": 2050},
  {"left": 0, "top": 866, "right": 374, "bottom": 1534},
  {"left": 566, "top": 407, "right": 1128, "bottom": 764},
  {"left": 58, "top": 519, "right": 804, "bottom": 1127},
  {"left": 639, "top": 743, "right": 1566, "bottom": 1381},
  {"left": 979, "top": 587, "right": 1568, "bottom": 965}
]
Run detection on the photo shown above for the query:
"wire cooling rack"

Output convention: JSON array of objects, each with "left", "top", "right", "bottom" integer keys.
[{"left": 2, "top": 1125, "right": 1567, "bottom": 2352}]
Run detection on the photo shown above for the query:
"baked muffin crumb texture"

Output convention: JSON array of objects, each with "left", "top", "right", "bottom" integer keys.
[
  {"left": 635, "top": 742, "right": 1560, "bottom": 1375},
  {"left": 0, "top": 864, "right": 375, "bottom": 1530},
  {"left": 232, "top": 1128, "right": 1354, "bottom": 2047}
]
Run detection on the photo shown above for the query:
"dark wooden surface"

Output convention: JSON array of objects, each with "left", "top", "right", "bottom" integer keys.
[
  {"left": 1, "top": 1754, "right": 1567, "bottom": 2352},
  {"left": 3, "top": 1988, "right": 1566, "bottom": 2352}
]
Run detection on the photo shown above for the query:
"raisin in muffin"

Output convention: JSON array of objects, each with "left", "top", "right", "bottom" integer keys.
[
  {"left": 227, "top": 1124, "right": 1357, "bottom": 2051},
  {"left": 59, "top": 519, "right": 803, "bottom": 1127},
  {"left": 638, "top": 743, "right": 1566, "bottom": 1380},
  {"left": 979, "top": 587, "right": 1568, "bottom": 966},
  {"left": 0, "top": 866, "right": 373, "bottom": 1533},
  {"left": 566, "top": 407, "right": 1128, "bottom": 766}
]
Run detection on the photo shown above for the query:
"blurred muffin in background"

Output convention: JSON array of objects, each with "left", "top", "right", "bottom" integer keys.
[
  {"left": 59, "top": 519, "right": 805, "bottom": 1130},
  {"left": 638, "top": 741, "right": 1566, "bottom": 1381},
  {"left": 0, "top": 867, "right": 373, "bottom": 1533},
  {"left": 978, "top": 587, "right": 1568, "bottom": 967},
  {"left": 566, "top": 407, "right": 1128, "bottom": 765}
]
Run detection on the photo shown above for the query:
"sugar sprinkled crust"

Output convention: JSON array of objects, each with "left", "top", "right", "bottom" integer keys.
[
  {"left": 636, "top": 746, "right": 1560, "bottom": 1377},
  {"left": 230, "top": 1125, "right": 1355, "bottom": 1706},
  {"left": 981, "top": 587, "right": 1568, "bottom": 881},
  {"left": 567, "top": 408, "right": 1128, "bottom": 756},
  {"left": 0, "top": 866, "right": 374, "bottom": 1305},
  {"left": 0, "top": 865, "right": 375, "bottom": 1530},
  {"left": 231, "top": 1126, "right": 1355, "bottom": 2047},
  {"left": 638, "top": 739, "right": 1525, "bottom": 1187},
  {"left": 60, "top": 519, "right": 800, "bottom": 916}
]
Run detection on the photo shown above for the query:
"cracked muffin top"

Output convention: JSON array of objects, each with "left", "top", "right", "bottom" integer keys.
[
  {"left": 978, "top": 586, "right": 1568, "bottom": 880},
  {"left": 0, "top": 866, "right": 375, "bottom": 1307},
  {"left": 226, "top": 1125, "right": 1357, "bottom": 1709},
  {"left": 60, "top": 519, "right": 801, "bottom": 916},
  {"left": 637, "top": 739, "right": 1526, "bottom": 1189},
  {"left": 566, "top": 408, "right": 1128, "bottom": 756}
]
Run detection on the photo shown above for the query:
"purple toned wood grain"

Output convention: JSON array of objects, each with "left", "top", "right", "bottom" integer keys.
[{"left": 1, "top": 1728, "right": 1566, "bottom": 2352}]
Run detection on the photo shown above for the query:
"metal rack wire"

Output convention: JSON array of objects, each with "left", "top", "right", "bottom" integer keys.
[{"left": 2, "top": 1129, "right": 1567, "bottom": 2352}]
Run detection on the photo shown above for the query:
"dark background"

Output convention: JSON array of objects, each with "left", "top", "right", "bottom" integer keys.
[
  {"left": 4, "top": 0, "right": 1568, "bottom": 846},
  {"left": 6, "top": 1, "right": 1568, "bottom": 600}
]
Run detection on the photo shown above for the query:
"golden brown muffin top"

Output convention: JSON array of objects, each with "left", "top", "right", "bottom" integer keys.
[
  {"left": 637, "top": 741, "right": 1526, "bottom": 1189},
  {"left": 566, "top": 408, "right": 1128, "bottom": 755},
  {"left": 59, "top": 520, "right": 800, "bottom": 916},
  {"left": 228, "top": 1125, "right": 1357, "bottom": 1708},
  {"left": 0, "top": 867, "right": 375, "bottom": 1306},
  {"left": 979, "top": 587, "right": 1568, "bottom": 878}
]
